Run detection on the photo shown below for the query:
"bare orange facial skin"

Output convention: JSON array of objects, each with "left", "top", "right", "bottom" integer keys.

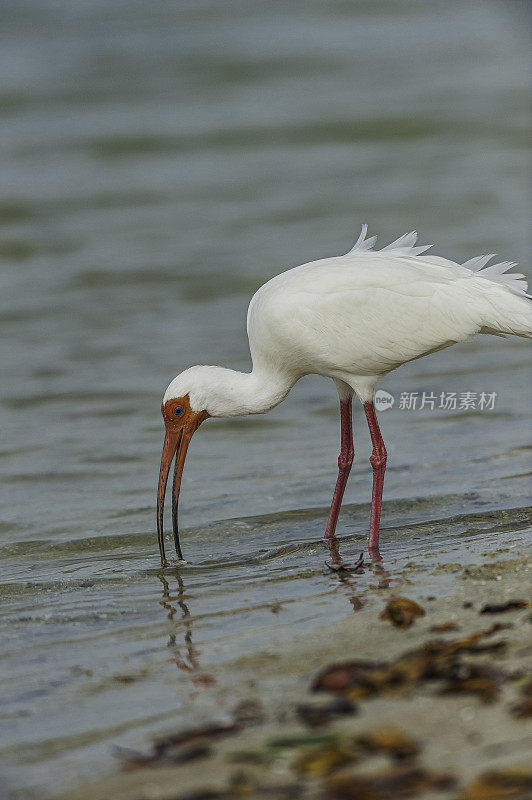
[
  {"left": 161, "top": 395, "right": 210, "bottom": 434},
  {"left": 157, "top": 395, "right": 209, "bottom": 565}
]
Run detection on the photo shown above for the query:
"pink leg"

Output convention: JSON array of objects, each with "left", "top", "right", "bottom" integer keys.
[
  {"left": 324, "top": 398, "right": 354, "bottom": 540},
  {"left": 363, "top": 402, "right": 387, "bottom": 551}
]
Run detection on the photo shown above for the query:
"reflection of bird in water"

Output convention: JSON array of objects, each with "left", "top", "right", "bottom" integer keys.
[
  {"left": 158, "top": 572, "right": 215, "bottom": 688},
  {"left": 157, "top": 227, "right": 531, "bottom": 564},
  {"left": 158, "top": 573, "right": 197, "bottom": 673}
]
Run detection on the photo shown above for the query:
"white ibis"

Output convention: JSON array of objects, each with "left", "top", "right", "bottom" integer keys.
[{"left": 157, "top": 227, "right": 531, "bottom": 565}]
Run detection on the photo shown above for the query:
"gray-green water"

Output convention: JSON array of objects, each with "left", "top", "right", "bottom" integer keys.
[{"left": 0, "top": 1, "right": 530, "bottom": 797}]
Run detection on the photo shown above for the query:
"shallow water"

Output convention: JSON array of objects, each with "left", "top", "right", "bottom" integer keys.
[{"left": 0, "top": 0, "right": 530, "bottom": 797}]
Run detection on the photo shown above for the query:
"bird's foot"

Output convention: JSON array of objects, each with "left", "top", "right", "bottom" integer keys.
[{"left": 325, "top": 550, "right": 364, "bottom": 573}]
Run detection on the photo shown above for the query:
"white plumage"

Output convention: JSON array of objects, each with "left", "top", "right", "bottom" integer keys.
[
  {"left": 165, "top": 226, "right": 531, "bottom": 413},
  {"left": 158, "top": 226, "right": 531, "bottom": 562}
]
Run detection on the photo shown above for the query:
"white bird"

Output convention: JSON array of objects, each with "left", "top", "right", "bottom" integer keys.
[{"left": 157, "top": 226, "right": 531, "bottom": 565}]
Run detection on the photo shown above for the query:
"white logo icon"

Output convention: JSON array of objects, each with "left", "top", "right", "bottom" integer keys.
[{"left": 374, "top": 390, "right": 395, "bottom": 411}]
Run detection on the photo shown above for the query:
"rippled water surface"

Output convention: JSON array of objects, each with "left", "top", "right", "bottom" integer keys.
[{"left": 0, "top": 1, "right": 531, "bottom": 797}]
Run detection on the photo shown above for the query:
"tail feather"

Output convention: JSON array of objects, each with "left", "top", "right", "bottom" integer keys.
[{"left": 478, "top": 286, "right": 532, "bottom": 339}]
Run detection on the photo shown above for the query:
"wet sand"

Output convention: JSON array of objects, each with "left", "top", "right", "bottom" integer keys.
[{"left": 52, "top": 532, "right": 531, "bottom": 800}]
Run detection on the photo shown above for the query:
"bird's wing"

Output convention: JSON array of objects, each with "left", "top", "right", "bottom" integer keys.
[
  {"left": 250, "top": 252, "right": 504, "bottom": 379},
  {"left": 248, "top": 228, "right": 530, "bottom": 380}
]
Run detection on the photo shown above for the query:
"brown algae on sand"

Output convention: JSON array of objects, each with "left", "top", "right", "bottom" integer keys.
[
  {"left": 312, "top": 626, "right": 508, "bottom": 704},
  {"left": 379, "top": 597, "right": 426, "bottom": 629}
]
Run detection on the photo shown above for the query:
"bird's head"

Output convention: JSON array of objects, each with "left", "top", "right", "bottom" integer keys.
[{"left": 156, "top": 364, "right": 287, "bottom": 565}]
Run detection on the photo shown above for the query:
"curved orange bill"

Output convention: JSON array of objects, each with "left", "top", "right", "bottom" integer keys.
[
  {"left": 157, "top": 426, "right": 182, "bottom": 565},
  {"left": 157, "top": 401, "right": 209, "bottom": 566},
  {"left": 171, "top": 428, "right": 193, "bottom": 561}
]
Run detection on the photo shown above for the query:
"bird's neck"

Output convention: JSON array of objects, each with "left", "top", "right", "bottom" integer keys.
[{"left": 208, "top": 365, "right": 297, "bottom": 417}]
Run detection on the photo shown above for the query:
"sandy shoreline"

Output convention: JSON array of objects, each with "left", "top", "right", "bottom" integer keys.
[{"left": 51, "top": 534, "right": 531, "bottom": 800}]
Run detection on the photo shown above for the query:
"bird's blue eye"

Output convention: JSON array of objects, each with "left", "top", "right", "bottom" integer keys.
[{"left": 174, "top": 406, "right": 183, "bottom": 416}]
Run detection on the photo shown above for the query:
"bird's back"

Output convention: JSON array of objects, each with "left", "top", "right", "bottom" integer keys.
[
  {"left": 248, "top": 228, "right": 532, "bottom": 394},
  {"left": 247, "top": 229, "right": 531, "bottom": 391}
]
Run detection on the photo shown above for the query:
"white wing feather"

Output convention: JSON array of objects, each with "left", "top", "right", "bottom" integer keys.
[
  {"left": 346, "top": 226, "right": 528, "bottom": 296},
  {"left": 461, "top": 254, "right": 495, "bottom": 271},
  {"left": 346, "top": 223, "right": 377, "bottom": 253}
]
